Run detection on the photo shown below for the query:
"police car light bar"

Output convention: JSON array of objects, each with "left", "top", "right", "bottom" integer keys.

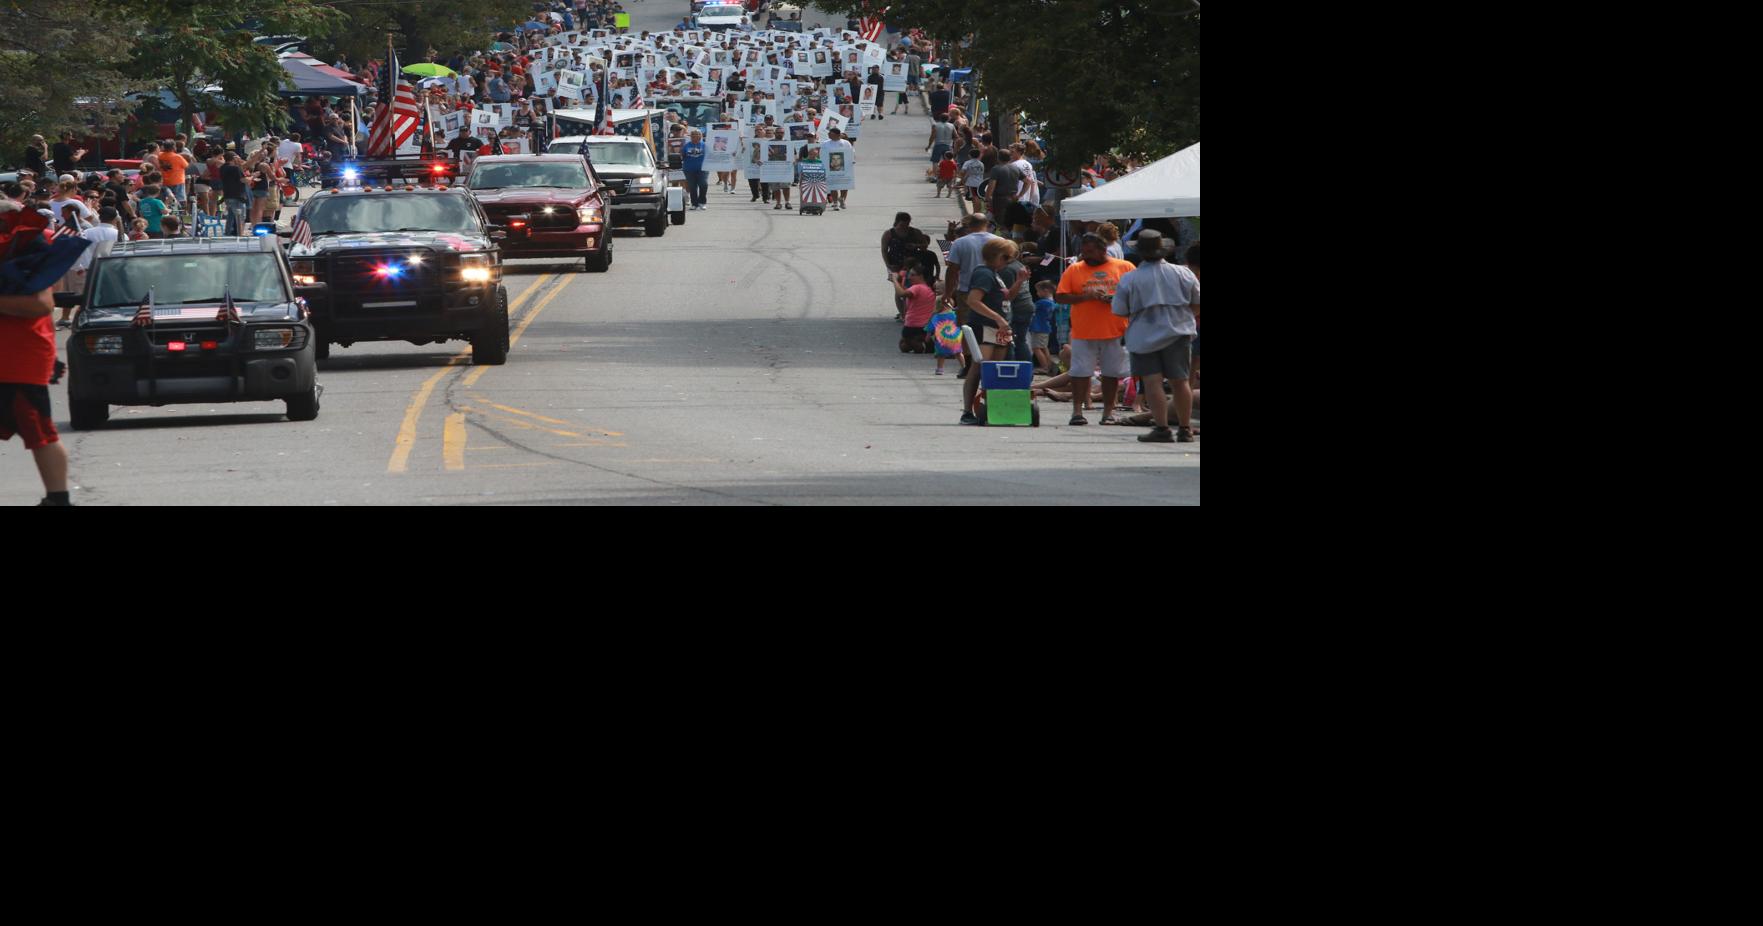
[{"left": 252, "top": 223, "right": 277, "bottom": 237}]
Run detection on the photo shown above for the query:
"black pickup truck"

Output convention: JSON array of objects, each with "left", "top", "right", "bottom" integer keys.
[
  {"left": 65, "top": 236, "right": 321, "bottom": 429},
  {"left": 288, "top": 186, "right": 511, "bottom": 364}
]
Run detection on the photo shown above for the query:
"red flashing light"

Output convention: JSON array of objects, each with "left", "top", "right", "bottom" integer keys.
[
  {"left": 201, "top": 341, "right": 219, "bottom": 351},
  {"left": 511, "top": 221, "right": 527, "bottom": 228},
  {"left": 167, "top": 341, "right": 187, "bottom": 353},
  {"left": 431, "top": 164, "right": 447, "bottom": 174}
]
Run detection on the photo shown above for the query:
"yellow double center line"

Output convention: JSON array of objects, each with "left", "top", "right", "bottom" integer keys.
[{"left": 388, "top": 273, "right": 572, "bottom": 474}]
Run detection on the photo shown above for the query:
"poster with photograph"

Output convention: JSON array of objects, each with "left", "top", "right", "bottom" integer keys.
[
  {"left": 785, "top": 122, "right": 815, "bottom": 142},
  {"left": 760, "top": 141, "right": 795, "bottom": 183},
  {"left": 706, "top": 127, "right": 740, "bottom": 172},
  {"left": 473, "top": 110, "right": 502, "bottom": 131},
  {"left": 825, "top": 141, "right": 855, "bottom": 191},
  {"left": 820, "top": 111, "right": 847, "bottom": 141},
  {"left": 884, "top": 61, "right": 908, "bottom": 92},
  {"left": 811, "top": 50, "right": 834, "bottom": 78},
  {"left": 500, "top": 137, "right": 526, "bottom": 155},
  {"left": 443, "top": 111, "right": 464, "bottom": 135},
  {"left": 859, "top": 84, "right": 878, "bottom": 116}
]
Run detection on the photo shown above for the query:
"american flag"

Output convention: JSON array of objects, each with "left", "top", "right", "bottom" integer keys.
[
  {"left": 218, "top": 288, "right": 242, "bottom": 326},
  {"left": 291, "top": 215, "right": 313, "bottom": 248},
  {"left": 860, "top": 6, "right": 891, "bottom": 42},
  {"left": 594, "top": 67, "right": 614, "bottom": 136},
  {"left": 367, "top": 41, "right": 420, "bottom": 156},
  {"left": 133, "top": 290, "right": 154, "bottom": 328}
]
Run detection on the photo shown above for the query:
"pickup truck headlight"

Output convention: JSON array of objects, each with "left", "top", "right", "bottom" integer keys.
[
  {"left": 84, "top": 334, "right": 125, "bottom": 355},
  {"left": 458, "top": 253, "right": 493, "bottom": 283},
  {"left": 254, "top": 328, "right": 298, "bottom": 350},
  {"left": 291, "top": 260, "right": 317, "bottom": 275},
  {"left": 578, "top": 206, "right": 605, "bottom": 224}
]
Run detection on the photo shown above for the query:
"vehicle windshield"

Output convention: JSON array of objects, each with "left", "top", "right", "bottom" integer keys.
[
  {"left": 548, "top": 141, "right": 582, "bottom": 155},
  {"left": 301, "top": 194, "right": 481, "bottom": 235},
  {"left": 658, "top": 101, "right": 721, "bottom": 128},
  {"left": 585, "top": 144, "right": 652, "bottom": 169},
  {"left": 469, "top": 162, "right": 591, "bottom": 190},
  {"left": 89, "top": 254, "right": 286, "bottom": 309},
  {"left": 702, "top": 5, "right": 743, "bottom": 15}
]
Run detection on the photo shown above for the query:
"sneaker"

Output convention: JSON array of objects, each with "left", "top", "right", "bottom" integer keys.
[
  {"left": 1177, "top": 427, "right": 1195, "bottom": 443},
  {"left": 37, "top": 497, "right": 73, "bottom": 507},
  {"left": 960, "top": 412, "right": 980, "bottom": 425},
  {"left": 1139, "top": 427, "right": 1175, "bottom": 444},
  {"left": 935, "top": 368, "right": 945, "bottom": 375}
]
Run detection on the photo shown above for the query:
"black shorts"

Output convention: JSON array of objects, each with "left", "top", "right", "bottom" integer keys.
[
  {"left": 900, "top": 326, "right": 931, "bottom": 353},
  {"left": 0, "top": 383, "right": 58, "bottom": 450}
]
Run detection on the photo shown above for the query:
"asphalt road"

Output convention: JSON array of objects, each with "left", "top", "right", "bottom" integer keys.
[{"left": 3, "top": 5, "right": 1200, "bottom": 506}]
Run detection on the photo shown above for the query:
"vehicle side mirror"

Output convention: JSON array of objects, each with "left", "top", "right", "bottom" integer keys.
[{"left": 490, "top": 230, "right": 509, "bottom": 241}]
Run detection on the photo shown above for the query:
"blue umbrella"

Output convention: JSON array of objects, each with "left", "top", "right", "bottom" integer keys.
[{"left": 519, "top": 21, "right": 546, "bottom": 32}]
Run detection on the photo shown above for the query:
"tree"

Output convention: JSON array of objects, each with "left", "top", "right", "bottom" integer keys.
[
  {"left": 0, "top": 1, "right": 139, "bottom": 165},
  {"left": 117, "top": 0, "right": 342, "bottom": 136},
  {"left": 309, "top": 0, "right": 536, "bottom": 67},
  {"left": 819, "top": 0, "right": 1200, "bottom": 169}
]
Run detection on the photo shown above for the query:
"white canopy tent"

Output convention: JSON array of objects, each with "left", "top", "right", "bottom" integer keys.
[{"left": 1059, "top": 143, "right": 1200, "bottom": 221}]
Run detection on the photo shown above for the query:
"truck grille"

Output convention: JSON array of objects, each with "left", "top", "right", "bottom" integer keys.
[
  {"left": 484, "top": 206, "right": 578, "bottom": 230},
  {"left": 328, "top": 251, "right": 440, "bottom": 291}
]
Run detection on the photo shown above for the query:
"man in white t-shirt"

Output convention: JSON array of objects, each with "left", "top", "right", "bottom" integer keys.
[
  {"left": 1011, "top": 147, "right": 1038, "bottom": 207},
  {"left": 277, "top": 135, "right": 305, "bottom": 172},
  {"left": 58, "top": 206, "right": 120, "bottom": 327}
]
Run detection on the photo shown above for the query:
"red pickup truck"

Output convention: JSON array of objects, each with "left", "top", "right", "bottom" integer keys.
[{"left": 465, "top": 154, "right": 614, "bottom": 273}]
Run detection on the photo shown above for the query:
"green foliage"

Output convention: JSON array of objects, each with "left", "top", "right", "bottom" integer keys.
[
  {"left": 818, "top": 0, "right": 1199, "bottom": 169},
  {"left": 0, "top": 1, "right": 139, "bottom": 161},
  {"left": 116, "top": 0, "right": 342, "bottom": 135},
  {"left": 308, "top": 0, "right": 537, "bottom": 66}
]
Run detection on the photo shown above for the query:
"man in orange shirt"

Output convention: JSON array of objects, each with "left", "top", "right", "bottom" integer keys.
[
  {"left": 1054, "top": 233, "right": 1137, "bottom": 426},
  {"left": 153, "top": 141, "right": 193, "bottom": 211}
]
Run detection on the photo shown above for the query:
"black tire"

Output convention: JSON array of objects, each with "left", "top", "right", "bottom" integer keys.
[
  {"left": 1031, "top": 405, "right": 1041, "bottom": 428},
  {"left": 286, "top": 385, "right": 321, "bottom": 421},
  {"left": 671, "top": 209, "right": 687, "bottom": 226},
  {"left": 314, "top": 338, "right": 330, "bottom": 362},
  {"left": 976, "top": 403, "right": 988, "bottom": 426},
  {"left": 472, "top": 287, "right": 510, "bottom": 365},
  {"left": 585, "top": 246, "right": 611, "bottom": 273},
  {"left": 646, "top": 213, "right": 667, "bottom": 237},
  {"left": 70, "top": 400, "right": 108, "bottom": 431}
]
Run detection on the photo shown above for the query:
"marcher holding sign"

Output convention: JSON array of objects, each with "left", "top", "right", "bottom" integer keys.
[
  {"left": 707, "top": 125, "right": 740, "bottom": 193},
  {"left": 823, "top": 130, "right": 856, "bottom": 211}
]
